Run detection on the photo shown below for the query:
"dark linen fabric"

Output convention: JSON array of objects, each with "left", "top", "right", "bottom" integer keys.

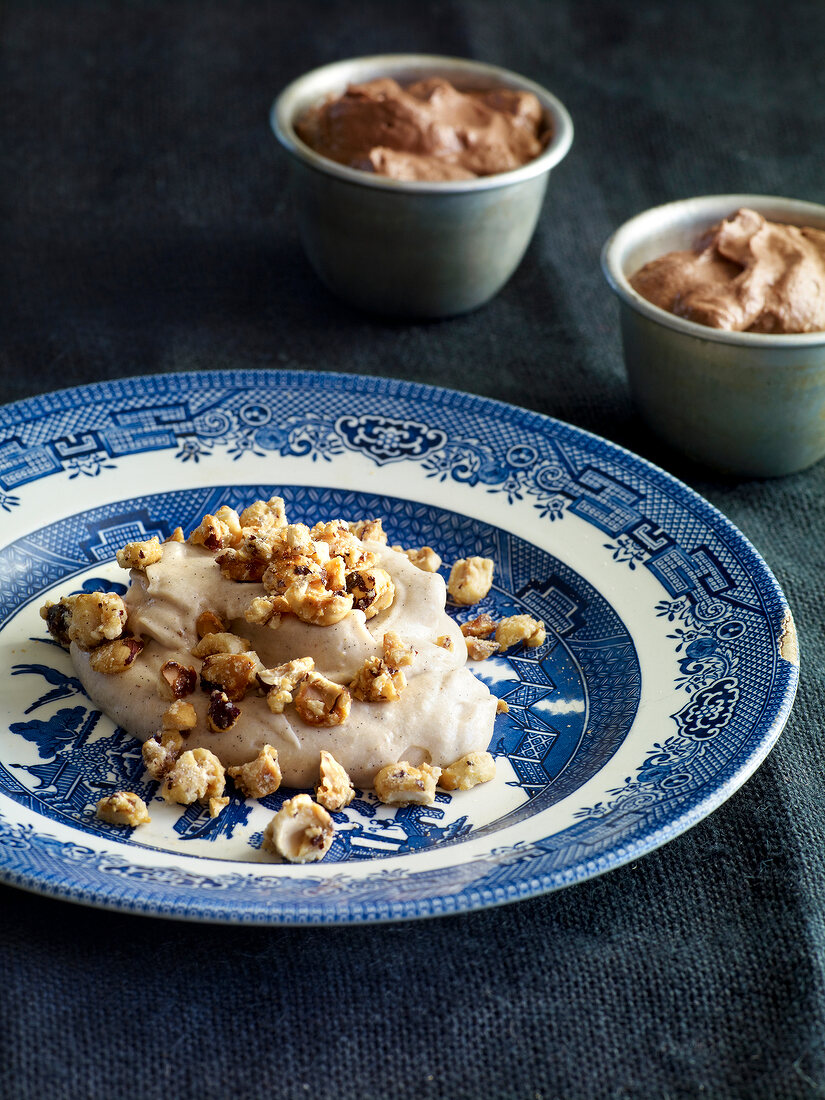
[{"left": 2, "top": 2, "right": 824, "bottom": 1097}]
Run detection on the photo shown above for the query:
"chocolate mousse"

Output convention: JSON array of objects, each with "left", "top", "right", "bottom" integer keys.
[
  {"left": 630, "top": 208, "right": 825, "bottom": 334},
  {"left": 295, "top": 76, "right": 548, "bottom": 182}
]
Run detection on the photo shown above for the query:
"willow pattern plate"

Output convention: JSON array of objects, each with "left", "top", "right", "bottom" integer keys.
[{"left": 0, "top": 371, "right": 798, "bottom": 923}]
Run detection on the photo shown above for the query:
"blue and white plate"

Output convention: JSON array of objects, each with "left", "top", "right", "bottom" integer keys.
[{"left": 0, "top": 371, "right": 798, "bottom": 923}]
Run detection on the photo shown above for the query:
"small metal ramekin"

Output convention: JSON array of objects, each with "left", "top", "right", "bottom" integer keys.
[
  {"left": 272, "top": 54, "right": 574, "bottom": 318},
  {"left": 602, "top": 194, "right": 825, "bottom": 478}
]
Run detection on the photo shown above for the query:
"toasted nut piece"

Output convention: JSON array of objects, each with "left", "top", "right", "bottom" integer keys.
[
  {"left": 196, "top": 610, "right": 226, "bottom": 638},
  {"left": 438, "top": 751, "right": 496, "bottom": 791},
  {"left": 215, "top": 532, "right": 274, "bottom": 582},
  {"left": 460, "top": 613, "right": 497, "bottom": 638},
  {"left": 465, "top": 637, "right": 499, "bottom": 662},
  {"left": 495, "top": 614, "right": 546, "bottom": 651},
  {"left": 200, "top": 652, "right": 259, "bottom": 702},
  {"left": 161, "top": 700, "right": 197, "bottom": 731},
  {"left": 188, "top": 513, "right": 234, "bottom": 552},
  {"left": 165, "top": 526, "right": 185, "bottom": 543},
  {"left": 374, "top": 761, "right": 441, "bottom": 806},
  {"left": 324, "top": 555, "right": 347, "bottom": 592},
  {"left": 95, "top": 791, "right": 151, "bottom": 827},
  {"left": 496, "top": 698, "right": 510, "bottom": 715},
  {"left": 206, "top": 690, "right": 241, "bottom": 732},
  {"left": 447, "top": 556, "right": 495, "bottom": 605},
  {"left": 382, "top": 631, "right": 415, "bottom": 669},
  {"left": 88, "top": 636, "right": 144, "bottom": 674},
  {"left": 347, "top": 518, "right": 387, "bottom": 544},
  {"left": 311, "top": 520, "right": 371, "bottom": 567},
  {"left": 142, "top": 729, "right": 185, "bottom": 780},
  {"left": 284, "top": 575, "right": 354, "bottom": 626},
  {"left": 315, "top": 750, "right": 355, "bottom": 812},
  {"left": 45, "top": 592, "right": 127, "bottom": 651},
  {"left": 40, "top": 597, "right": 77, "bottom": 648},
  {"left": 405, "top": 546, "right": 442, "bottom": 572},
  {"left": 159, "top": 660, "right": 197, "bottom": 700},
  {"left": 346, "top": 565, "right": 394, "bottom": 619},
  {"left": 213, "top": 505, "right": 242, "bottom": 544},
  {"left": 349, "top": 656, "right": 406, "bottom": 702},
  {"left": 239, "top": 497, "right": 287, "bottom": 530},
  {"left": 435, "top": 634, "right": 455, "bottom": 651},
  {"left": 227, "top": 745, "right": 282, "bottom": 799},
  {"left": 262, "top": 794, "right": 334, "bottom": 863},
  {"left": 191, "top": 632, "right": 251, "bottom": 658},
  {"left": 243, "top": 596, "right": 283, "bottom": 628},
  {"left": 115, "top": 537, "right": 163, "bottom": 571},
  {"left": 258, "top": 657, "right": 315, "bottom": 713},
  {"left": 162, "top": 747, "right": 225, "bottom": 806},
  {"left": 209, "top": 796, "right": 230, "bottom": 817},
  {"left": 293, "top": 673, "right": 351, "bottom": 727}
]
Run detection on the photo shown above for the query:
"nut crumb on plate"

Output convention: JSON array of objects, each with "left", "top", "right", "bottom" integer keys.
[
  {"left": 95, "top": 790, "right": 151, "bottom": 827},
  {"left": 374, "top": 761, "right": 442, "bottom": 806},
  {"left": 263, "top": 794, "right": 334, "bottom": 863},
  {"left": 447, "top": 556, "right": 495, "bottom": 605},
  {"left": 227, "top": 745, "right": 283, "bottom": 799},
  {"left": 315, "top": 750, "right": 355, "bottom": 811}
]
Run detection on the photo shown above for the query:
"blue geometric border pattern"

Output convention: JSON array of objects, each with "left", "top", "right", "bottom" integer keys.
[{"left": 0, "top": 370, "right": 799, "bottom": 923}]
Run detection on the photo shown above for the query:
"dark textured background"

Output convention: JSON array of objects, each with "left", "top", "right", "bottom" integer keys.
[{"left": 2, "top": 2, "right": 824, "bottom": 1097}]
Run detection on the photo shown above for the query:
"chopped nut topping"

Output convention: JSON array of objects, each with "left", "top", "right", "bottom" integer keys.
[
  {"left": 404, "top": 546, "right": 442, "bottom": 572},
  {"left": 191, "top": 632, "right": 251, "bottom": 658},
  {"left": 283, "top": 574, "right": 354, "bottom": 626},
  {"left": 200, "top": 652, "right": 259, "bottom": 702},
  {"left": 88, "top": 636, "right": 145, "bottom": 674},
  {"left": 435, "top": 634, "right": 455, "bottom": 651},
  {"left": 243, "top": 596, "right": 283, "bottom": 628},
  {"left": 438, "top": 751, "right": 496, "bottom": 791},
  {"left": 162, "top": 747, "right": 225, "bottom": 806},
  {"left": 215, "top": 530, "right": 274, "bottom": 582},
  {"left": 496, "top": 698, "right": 510, "bottom": 715},
  {"left": 262, "top": 794, "right": 334, "bottom": 863},
  {"left": 347, "top": 518, "right": 387, "bottom": 544},
  {"left": 460, "top": 613, "right": 497, "bottom": 638},
  {"left": 293, "top": 673, "right": 351, "bottom": 727},
  {"left": 447, "top": 556, "right": 495, "bottom": 605},
  {"left": 159, "top": 659, "right": 197, "bottom": 700},
  {"left": 206, "top": 690, "right": 241, "bottom": 732},
  {"left": 257, "top": 657, "right": 314, "bottom": 713},
  {"left": 161, "top": 699, "right": 197, "bottom": 731},
  {"left": 40, "top": 598, "right": 76, "bottom": 648},
  {"left": 346, "top": 565, "right": 395, "bottom": 619},
  {"left": 239, "top": 497, "right": 287, "bottom": 530},
  {"left": 495, "top": 614, "right": 546, "bottom": 651},
  {"left": 382, "top": 631, "right": 415, "bottom": 669},
  {"left": 227, "top": 745, "right": 282, "bottom": 799},
  {"left": 374, "top": 761, "right": 441, "bottom": 806},
  {"left": 41, "top": 592, "right": 128, "bottom": 651},
  {"left": 315, "top": 750, "right": 355, "bottom": 812},
  {"left": 349, "top": 656, "right": 407, "bottom": 702},
  {"left": 115, "top": 537, "right": 163, "bottom": 571},
  {"left": 213, "top": 505, "right": 243, "bottom": 543},
  {"left": 465, "top": 637, "right": 499, "bottom": 662},
  {"left": 195, "top": 609, "right": 226, "bottom": 638},
  {"left": 142, "top": 729, "right": 185, "bottom": 780},
  {"left": 95, "top": 791, "right": 151, "bottom": 827},
  {"left": 188, "top": 513, "right": 234, "bottom": 552}
]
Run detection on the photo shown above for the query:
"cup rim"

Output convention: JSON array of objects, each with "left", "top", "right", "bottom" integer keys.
[
  {"left": 271, "top": 53, "right": 574, "bottom": 194},
  {"left": 601, "top": 193, "right": 825, "bottom": 348}
]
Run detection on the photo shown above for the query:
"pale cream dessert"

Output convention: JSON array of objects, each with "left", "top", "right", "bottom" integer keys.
[{"left": 45, "top": 501, "right": 498, "bottom": 791}]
